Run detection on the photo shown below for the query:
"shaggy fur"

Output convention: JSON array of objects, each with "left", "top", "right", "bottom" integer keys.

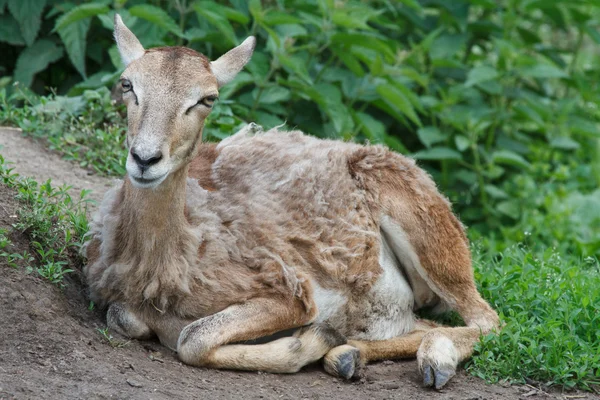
[{"left": 84, "top": 16, "right": 501, "bottom": 390}]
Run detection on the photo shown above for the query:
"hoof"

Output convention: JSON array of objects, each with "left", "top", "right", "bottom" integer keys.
[
  {"left": 417, "top": 333, "right": 458, "bottom": 390},
  {"left": 421, "top": 364, "right": 455, "bottom": 389},
  {"left": 324, "top": 345, "right": 362, "bottom": 380}
]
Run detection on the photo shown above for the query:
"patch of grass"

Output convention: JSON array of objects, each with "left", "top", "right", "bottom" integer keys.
[
  {"left": 0, "top": 228, "right": 34, "bottom": 268},
  {"left": 469, "top": 243, "right": 600, "bottom": 390},
  {"left": 0, "top": 155, "right": 90, "bottom": 284},
  {"left": 97, "top": 327, "right": 129, "bottom": 348},
  {"left": 0, "top": 87, "right": 127, "bottom": 177}
]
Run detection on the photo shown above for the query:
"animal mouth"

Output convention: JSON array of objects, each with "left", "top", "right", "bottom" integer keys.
[{"left": 129, "top": 173, "right": 167, "bottom": 187}]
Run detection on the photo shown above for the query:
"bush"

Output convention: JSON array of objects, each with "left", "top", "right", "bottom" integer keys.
[{"left": 2, "top": 0, "right": 599, "bottom": 239}]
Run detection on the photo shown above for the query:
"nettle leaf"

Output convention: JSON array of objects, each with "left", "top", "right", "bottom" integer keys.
[
  {"left": 0, "top": 14, "right": 25, "bottom": 45},
  {"left": 550, "top": 137, "right": 580, "bottom": 150},
  {"left": 330, "top": 33, "right": 395, "bottom": 62},
  {"left": 253, "top": 86, "right": 290, "bottom": 104},
  {"left": 519, "top": 64, "right": 567, "bottom": 79},
  {"left": 129, "top": 4, "right": 183, "bottom": 38},
  {"left": 353, "top": 111, "right": 386, "bottom": 143},
  {"left": 54, "top": 3, "right": 108, "bottom": 32},
  {"left": 465, "top": 65, "right": 498, "bottom": 87},
  {"left": 14, "top": 39, "right": 64, "bottom": 87},
  {"left": 412, "top": 147, "right": 461, "bottom": 161},
  {"left": 193, "top": 2, "right": 237, "bottom": 46},
  {"left": 8, "top": 0, "right": 46, "bottom": 46},
  {"left": 492, "top": 150, "right": 531, "bottom": 169},
  {"left": 58, "top": 18, "right": 91, "bottom": 79},
  {"left": 429, "top": 33, "right": 467, "bottom": 60},
  {"left": 416, "top": 126, "right": 445, "bottom": 148},
  {"left": 455, "top": 135, "right": 471, "bottom": 152},
  {"left": 315, "top": 83, "right": 354, "bottom": 135},
  {"left": 496, "top": 200, "right": 520, "bottom": 219},
  {"left": 376, "top": 83, "right": 422, "bottom": 127},
  {"left": 194, "top": 1, "right": 249, "bottom": 25}
]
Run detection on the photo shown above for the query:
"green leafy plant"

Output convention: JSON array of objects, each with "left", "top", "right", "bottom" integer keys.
[
  {"left": 2, "top": 0, "right": 599, "bottom": 235},
  {"left": 0, "top": 155, "right": 90, "bottom": 284},
  {"left": 469, "top": 244, "right": 600, "bottom": 390}
]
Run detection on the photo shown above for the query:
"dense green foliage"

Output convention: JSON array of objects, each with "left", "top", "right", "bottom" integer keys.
[
  {"left": 470, "top": 244, "right": 600, "bottom": 389},
  {"left": 2, "top": 0, "right": 600, "bottom": 243},
  {"left": 1, "top": 0, "right": 599, "bottom": 390}
]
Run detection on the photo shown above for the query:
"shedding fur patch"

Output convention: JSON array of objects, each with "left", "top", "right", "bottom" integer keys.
[{"left": 84, "top": 126, "right": 422, "bottom": 327}]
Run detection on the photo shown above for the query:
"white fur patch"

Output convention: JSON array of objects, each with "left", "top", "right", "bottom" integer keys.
[
  {"left": 351, "top": 235, "right": 415, "bottom": 340},
  {"left": 312, "top": 281, "right": 347, "bottom": 324},
  {"left": 420, "top": 335, "right": 458, "bottom": 369}
]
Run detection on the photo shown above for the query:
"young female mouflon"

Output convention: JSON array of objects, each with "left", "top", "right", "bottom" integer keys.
[{"left": 84, "top": 14, "right": 500, "bottom": 390}]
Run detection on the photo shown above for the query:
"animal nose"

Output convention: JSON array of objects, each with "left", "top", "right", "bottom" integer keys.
[{"left": 131, "top": 149, "right": 163, "bottom": 169}]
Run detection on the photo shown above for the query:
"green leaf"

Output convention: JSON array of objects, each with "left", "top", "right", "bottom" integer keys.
[
  {"left": 314, "top": 83, "right": 354, "bottom": 135},
  {"left": 193, "top": 2, "right": 237, "bottom": 46},
  {"left": 53, "top": 3, "right": 108, "bottom": 32},
  {"left": 58, "top": 18, "right": 91, "bottom": 78},
  {"left": 550, "top": 137, "right": 580, "bottom": 150},
  {"left": 332, "top": 47, "right": 364, "bottom": 76},
  {"left": 412, "top": 147, "right": 461, "bottom": 161},
  {"left": 253, "top": 86, "right": 290, "bottom": 104},
  {"left": 8, "top": 0, "right": 46, "bottom": 46},
  {"left": 416, "top": 126, "right": 445, "bottom": 148},
  {"left": 262, "top": 11, "right": 303, "bottom": 26},
  {"left": 129, "top": 4, "right": 183, "bottom": 37},
  {"left": 455, "top": 135, "right": 470, "bottom": 152},
  {"left": 14, "top": 39, "right": 63, "bottom": 87},
  {"left": 430, "top": 33, "right": 467, "bottom": 60},
  {"left": 465, "top": 65, "right": 498, "bottom": 87},
  {"left": 376, "top": 83, "right": 422, "bottom": 126},
  {"left": 353, "top": 111, "right": 386, "bottom": 143},
  {"left": 583, "top": 24, "right": 600, "bottom": 45},
  {"left": 519, "top": 64, "right": 567, "bottom": 79},
  {"left": 496, "top": 200, "right": 520, "bottom": 219},
  {"left": 194, "top": 1, "right": 249, "bottom": 25},
  {"left": 484, "top": 185, "right": 508, "bottom": 200},
  {"left": 492, "top": 150, "right": 531, "bottom": 169},
  {"left": 330, "top": 33, "right": 395, "bottom": 62},
  {"left": 0, "top": 14, "right": 25, "bottom": 45}
]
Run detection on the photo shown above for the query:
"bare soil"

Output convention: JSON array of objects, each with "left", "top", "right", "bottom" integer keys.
[{"left": 0, "top": 127, "right": 596, "bottom": 400}]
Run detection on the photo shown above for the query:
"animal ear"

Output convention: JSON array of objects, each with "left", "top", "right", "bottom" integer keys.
[
  {"left": 114, "top": 14, "right": 145, "bottom": 66},
  {"left": 210, "top": 36, "right": 256, "bottom": 87}
]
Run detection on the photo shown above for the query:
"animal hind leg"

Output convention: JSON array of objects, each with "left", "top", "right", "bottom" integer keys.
[
  {"left": 381, "top": 214, "right": 500, "bottom": 389},
  {"left": 204, "top": 323, "right": 346, "bottom": 373},
  {"left": 177, "top": 297, "right": 345, "bottom": 373}
]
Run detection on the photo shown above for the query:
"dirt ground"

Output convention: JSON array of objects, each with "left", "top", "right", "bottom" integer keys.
[{"left": 0, "top": 127, "right": 597, "bottom": 400}]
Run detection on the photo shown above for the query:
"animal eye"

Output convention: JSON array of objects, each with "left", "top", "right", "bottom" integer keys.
[
  {"left": 199, "top": 95, "right": 218, "bottom": 108},
  {"left": 121, "top": 79, "right": 133, "bottom": 92}
]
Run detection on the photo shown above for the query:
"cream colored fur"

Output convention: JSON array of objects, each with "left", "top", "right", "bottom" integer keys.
[{"left": 83, "top": 16, "right": 501, "bottom": 390}]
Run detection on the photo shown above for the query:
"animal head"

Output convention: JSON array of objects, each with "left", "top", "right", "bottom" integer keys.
[{"left": 113, "top": 14, "right": 255, "bottom": 189}]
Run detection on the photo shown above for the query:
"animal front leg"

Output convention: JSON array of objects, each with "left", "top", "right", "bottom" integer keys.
[
  {"left": 107, "top": 302, "right": 153, "bottom": 339},
  {"left": 176, "top": 298, "right": 344, "bottom": 373}
]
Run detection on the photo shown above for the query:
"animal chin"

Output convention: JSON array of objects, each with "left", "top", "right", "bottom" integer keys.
[{"left": 129, "top": 173, "right": 167, "bottom": 189}]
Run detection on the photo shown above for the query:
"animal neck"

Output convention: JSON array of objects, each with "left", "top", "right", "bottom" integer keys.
[
  {"left": 113, "top": 163, "right": 197, "bottom": 309},
  {"left": 122, "top": 165, "right": 190, "bottom": 237}
]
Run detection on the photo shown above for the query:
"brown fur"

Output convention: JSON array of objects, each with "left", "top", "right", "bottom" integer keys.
[{"left": 85, "top": 17, "right": 501, "bottom": 389}]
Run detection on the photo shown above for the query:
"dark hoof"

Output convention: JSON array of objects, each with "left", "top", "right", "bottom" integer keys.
[
  {"left": 324, "top": 345, "right": 362, "bottom": 380},
  {"left": 421, "top": 364, "right": 455, "bottom": 389}
]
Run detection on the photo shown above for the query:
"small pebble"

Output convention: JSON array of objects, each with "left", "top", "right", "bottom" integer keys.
[{"left": 126, "top": 379, "right": 142, "bottom": 388}]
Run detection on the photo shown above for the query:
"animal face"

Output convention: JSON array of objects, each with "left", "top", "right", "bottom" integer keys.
[{"left": 113, "top": 14, "right": 255, "bottom": 189}]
